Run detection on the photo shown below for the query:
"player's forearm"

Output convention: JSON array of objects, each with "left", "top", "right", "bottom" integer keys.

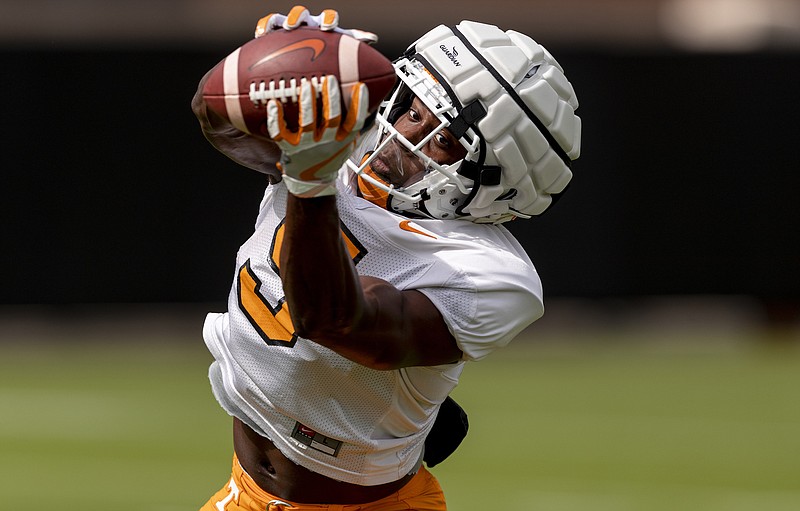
[
  {"left": 280, "top": 194, "right": 462, "bottom": 370},
  {"left": 280, "top": 194, "right": 365, "bottom": 345}
]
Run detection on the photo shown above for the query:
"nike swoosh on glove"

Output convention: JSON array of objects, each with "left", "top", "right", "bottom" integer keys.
[{"left": 268, "top": 74, "right": 370, "bottom": 198}]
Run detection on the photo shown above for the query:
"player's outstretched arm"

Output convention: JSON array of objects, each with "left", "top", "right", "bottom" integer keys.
[
  {"left": 281, "top": 194, "right": 463, "bottom": 370},
  {"left": 266, "top": 73, "right": 461, "bottom": 369}
]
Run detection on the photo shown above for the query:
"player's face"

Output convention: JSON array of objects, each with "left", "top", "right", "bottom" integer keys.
[{"left": 370, "top": 97, "right": 467, "bottom": 188}]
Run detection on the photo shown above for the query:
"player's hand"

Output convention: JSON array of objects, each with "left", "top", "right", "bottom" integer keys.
[
  {"left": 191, "top": 67, "right": 283, "bottom": 181},
  {"left": 268, "top": 75, "right": 370, "bottom": 197},
  {"left": 255, "top": 5, "right": 378, "bottom": 44}
]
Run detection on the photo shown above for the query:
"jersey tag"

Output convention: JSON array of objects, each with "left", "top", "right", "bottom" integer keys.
[{"left": 290, "top": 422, "right": 343, "bottom": 457}]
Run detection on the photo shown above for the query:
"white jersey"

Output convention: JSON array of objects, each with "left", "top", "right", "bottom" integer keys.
[{"left": 203, "top": 176, "right": 544, "bottom": 486}]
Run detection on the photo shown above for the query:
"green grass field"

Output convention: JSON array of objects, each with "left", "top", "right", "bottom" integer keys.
[{"left": 1, "top": 311, "right": 798, "bottom": 510}]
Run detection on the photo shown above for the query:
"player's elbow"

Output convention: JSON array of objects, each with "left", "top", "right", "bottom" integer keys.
[
  {"left": 292, "top": 309, "right": 360, "bottom": 347},
  {"left": 295, "top": 322, "right": 408, "bottom": 371},
  {"left": 359, "top": 347, "right": 409, "bottom": 371},
  {"left": 293, "top": 316, "right": 352, "bottom": 344}
]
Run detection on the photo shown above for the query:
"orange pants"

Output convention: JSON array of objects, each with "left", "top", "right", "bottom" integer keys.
[{"left": 200, "top": 456, "right": 447, "bottom": 511}]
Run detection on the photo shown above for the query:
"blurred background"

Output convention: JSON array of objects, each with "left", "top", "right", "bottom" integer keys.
[
  {"left": 1, "top": 0, "right": 799, "bottom": 510},
  {"left": 2, "top": 0, "right": 799, "bottom": 309}
]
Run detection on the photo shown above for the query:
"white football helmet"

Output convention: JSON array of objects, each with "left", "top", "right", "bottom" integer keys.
[{"left": 346, "top": 20, "right": 581, "bottom": 224}]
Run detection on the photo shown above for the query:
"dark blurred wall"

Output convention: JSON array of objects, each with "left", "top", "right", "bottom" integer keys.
[{"left": 2, "top": 45, "right": 799, "bottom": 304}]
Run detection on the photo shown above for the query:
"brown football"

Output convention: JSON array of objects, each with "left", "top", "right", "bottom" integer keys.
[{"left": 202, "top": 27, "right": 396, "bottom": 138}]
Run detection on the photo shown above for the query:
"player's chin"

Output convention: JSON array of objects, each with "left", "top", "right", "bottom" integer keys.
[
  {"left": 369, "top": 156, "right": 395, "bottom": 183},
  {"left": 373, "top": 151, "right": 426, "bottom": 187}
]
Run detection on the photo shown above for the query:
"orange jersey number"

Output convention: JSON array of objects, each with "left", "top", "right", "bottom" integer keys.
[{"left": 237, "top": 220, "right": 366, "bottom": 347}]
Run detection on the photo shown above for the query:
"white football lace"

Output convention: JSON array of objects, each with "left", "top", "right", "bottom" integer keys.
[{"left": 249, "top": 76, "right": 322, "bottom": 106}]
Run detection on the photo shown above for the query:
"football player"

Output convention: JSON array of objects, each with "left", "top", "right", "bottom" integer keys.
[{"left": 193, "top": 6, "right": 581, "bottom": 510}]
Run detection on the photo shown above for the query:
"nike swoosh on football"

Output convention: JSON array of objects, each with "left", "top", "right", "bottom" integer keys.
[
  {"left": 249, "top": 39, "right": 327, "bottom": 70},
  {"left": 399, "top": 220, "right": 437, "bottom": 239}
]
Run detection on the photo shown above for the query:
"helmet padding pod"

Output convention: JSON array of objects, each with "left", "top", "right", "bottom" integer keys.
[{"left": 408, "top": 21, "right": 581, "bottom": 222}]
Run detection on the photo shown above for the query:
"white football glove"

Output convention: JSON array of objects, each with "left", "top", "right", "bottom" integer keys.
[
  {"left": 255, "top": 5, "right": 378, "bottom": 44},
  {"left": 268, "top": 75, "right": 370, "bottom": 198}
]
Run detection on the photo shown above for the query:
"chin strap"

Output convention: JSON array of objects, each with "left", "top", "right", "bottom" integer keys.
[{"left": 355, "top": 153, "right": 391, "bottom": 209}]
